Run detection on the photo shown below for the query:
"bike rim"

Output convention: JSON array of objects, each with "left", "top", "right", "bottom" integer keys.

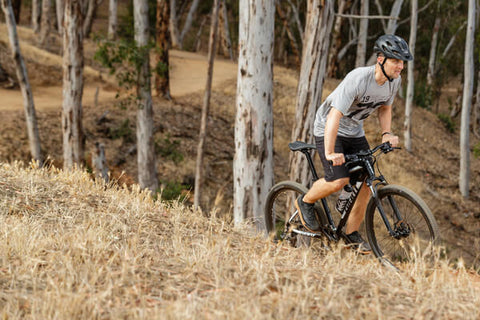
[{"left": 370, "top": 192, "right": 436, "bottom": 262}]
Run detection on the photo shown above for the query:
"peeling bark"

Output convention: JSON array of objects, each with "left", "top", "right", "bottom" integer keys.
[
  {"left": 62, "top": 0, "right": 85, "bottom": 169},
  {"left": 135, "top": 0, "right": 158, "bottom": 192},
  {"left": 234, "top": 0, "right": 275, "bottom": 228}
]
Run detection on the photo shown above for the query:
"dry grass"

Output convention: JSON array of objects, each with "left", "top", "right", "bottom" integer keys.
[{"left": 1, "top": 162, "right": 480, "bottom": 319}]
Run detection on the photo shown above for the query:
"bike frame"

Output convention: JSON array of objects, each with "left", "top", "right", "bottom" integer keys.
[{"left": 288, "top": 143, "right": 408, "bottom": 242}]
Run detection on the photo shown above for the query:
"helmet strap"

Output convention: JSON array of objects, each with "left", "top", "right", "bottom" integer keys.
[{"left": 379, "top": 57, "right": 393, "bottom": 82}]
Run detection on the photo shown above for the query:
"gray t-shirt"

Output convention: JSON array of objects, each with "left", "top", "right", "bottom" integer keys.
[{"left": 314, "top": 65, "right": 401, "bottom": 138}]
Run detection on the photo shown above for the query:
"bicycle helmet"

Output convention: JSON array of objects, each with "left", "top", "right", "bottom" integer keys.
[
  {"left": 374, "top": 34, "right": 412, "bottom": 82},
  {"left": 374, "top": 34, "right": 413, "bottom": 61}
]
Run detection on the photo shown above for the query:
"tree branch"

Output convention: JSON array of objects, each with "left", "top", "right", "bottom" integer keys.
[{"left": 335, "top": 13, "right": 398, "bottom": 20}]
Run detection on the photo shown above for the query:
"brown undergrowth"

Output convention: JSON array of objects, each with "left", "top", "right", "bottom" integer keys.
[{"left": 0, "top": 162, "right": 479, "bottom": 319}]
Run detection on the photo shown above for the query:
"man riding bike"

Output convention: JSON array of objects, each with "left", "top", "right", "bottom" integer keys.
[{"left": 295, "top": 34, "right": 413, "bottom": 253}]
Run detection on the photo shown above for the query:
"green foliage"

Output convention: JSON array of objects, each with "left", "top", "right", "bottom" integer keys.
[
  {"left": 94, "top": 38, "right": 153, "bottom": 91},
  {"left": 155, "top": 135, "right": 184, "bottom": 163},
  {"left": 158, "top": 180, "right": 191, "bottom": 201},
  {"left": 473, "top": 142, "right": 480, "bottom": 158},
  {"left": 414, "top": 81, "right": 433, "bottom": 110},
  {"left": 437, "top": 113, "right": 456, "bottom": 133},
  {"left": 107, "top": 119, "right": 135, "bottom": 142},
  {"left": 153, "top": 47, "right": 169, "bottom": 79}
]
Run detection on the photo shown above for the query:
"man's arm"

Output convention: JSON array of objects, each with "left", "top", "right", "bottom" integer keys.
[
  {"left": 325, "top": 108, "right": 345, "bottom": 166},
  {"left": 377, "top": 105, "right": 399, "bottom": 147}
]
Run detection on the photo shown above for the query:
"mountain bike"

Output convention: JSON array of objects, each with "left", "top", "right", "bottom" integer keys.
[{"left": 265, "top": 141, "right": 440, "bottom": 264}]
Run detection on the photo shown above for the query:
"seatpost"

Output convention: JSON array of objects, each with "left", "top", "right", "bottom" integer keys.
[{"left": 301, "top": 150, "right": 319, "bottom": 181}]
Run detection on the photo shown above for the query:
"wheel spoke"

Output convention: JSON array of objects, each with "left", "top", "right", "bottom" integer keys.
[{"left": 366, "top": 185, "right": 439, "bottom": 263}]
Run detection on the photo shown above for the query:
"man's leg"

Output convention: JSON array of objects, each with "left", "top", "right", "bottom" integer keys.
[
  {"left": 344, "top": 183, "right": 372, "bottom": 253},
  {"left": 303, "top": 177, "right": 349, "bottom": 204},
  {"left": 345, "top": 183, "right": 371, "bottom": 234},
  {"left": 295, "top": 177, "right": 349, "bottom": 232}
]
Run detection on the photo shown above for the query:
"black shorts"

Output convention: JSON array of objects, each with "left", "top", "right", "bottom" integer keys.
[{"left": 315, "top": 135, "right": 370, "bottom": 182}]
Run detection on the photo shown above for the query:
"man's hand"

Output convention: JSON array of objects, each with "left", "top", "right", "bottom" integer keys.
[
  {"left": 382, "top": 133, "right": 399, "bottom": 147},
  {"left": 326, "top": 152, "right": 345, "bottom": 166}
]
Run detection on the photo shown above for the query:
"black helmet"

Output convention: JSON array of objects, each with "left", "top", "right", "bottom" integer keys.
[{"left": 374, "top": 34, "right": 413, "bottom": 61}]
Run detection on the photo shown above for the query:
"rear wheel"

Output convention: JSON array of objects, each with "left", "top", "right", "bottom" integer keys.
[
  {"left": 264, "top": 181, "right": 327, "bottom": 247},
  {"left": 365, "top": 185, "right": 440, "bottom": 262}
]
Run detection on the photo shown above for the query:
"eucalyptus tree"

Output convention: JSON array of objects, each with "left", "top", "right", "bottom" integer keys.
[
  {"left": 404, "top": 0, "right": 418, "bottom": 152},
  {"left": 155, "top": 0, "right": 170, "bottom": 97},
  {"left": 234, "top": 0, "right": 275, "bottom": 228},
  {"left": 1, "top": 0, "right": 42, "bottom": 164},
  {"left": 355, "top": 0, "right": 369, "bottom": 67},
  {"left": 62, "top": 0, "right": 85, "bottom": 169},
  {"left": 134, "top": 0, "right": 159, "bottom": 192},
  {"left": 40, "top": 0, "right": 52, "bottom": 44},
  {"left": 194, "top": 0, "right": 220, "bottom": 210},
  {"left": 56, "top": 0, "right": 65, "bottom": 35},
  {"left": 459, "top": 0, "right": 475, "bottom": 198},
  {"left": 289, "top": 0, "right": 334, "bottom": 186},
  {"left": 108, "top": 0, "right": 117, "bottom": 40}
]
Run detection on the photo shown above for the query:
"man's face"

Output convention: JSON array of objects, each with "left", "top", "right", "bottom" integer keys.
[{"left": 378, "top": 57, "right": 405, "bottom": 79}]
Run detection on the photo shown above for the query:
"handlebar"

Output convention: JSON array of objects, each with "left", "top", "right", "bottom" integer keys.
[
  {"left": 328, "top": 142, "right": 399, "bottom": 166},
  {"left": 345, "top": 142, "right": 397, "bottom": 162}
]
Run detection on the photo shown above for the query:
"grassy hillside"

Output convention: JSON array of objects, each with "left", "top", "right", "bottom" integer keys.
[
  {"left": 0, "top": 162, "right": 479, "bottom": 319},
  {"left": 1, "top": 24, "right": 480, "bottom": 269}
]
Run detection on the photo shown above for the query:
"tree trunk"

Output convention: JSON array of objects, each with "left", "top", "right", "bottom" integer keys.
[
  {"left": 83, "top": 0, "right": 98, "bottom": 38},
  {"left": 286, "top": 0, "right": 303, "bottom": 44},
  {"left": 327, "top": 0, "right": 347, "bottom": 77},
  {"left": 234, "top": 0, "right": 275, "bottom": 228},
  {"left": 194, "top": 15, "right": 207, "bottom": 52},
  {"left": 427, "top": 16, "right": 440, "bottom": 87},
  {"left": 276, "top": 3, "right": 300, "bottom": 66},
  {"left": 276, "top": 14, "right": 287, "bottom": 61},
  {"left": 62, "top": 0, "right": 85, "bottom": 169},
  {"left": 1, "top": 0, "right": 43, "bottom": 164},
  {"left": 107, "top": 0, "right": 117, "bottom": 39},
  {"left": 169, "top": 0, "right": 180, "bottom": 48},
  {"left": 56, "top": 0, "right": 65, "bottom": 34},
  {"left": 474, "top": 69, "right": 480, "bottom": 139},
  {"left": 194, "top": 0, "right": 220, "bottom": 211},
  {"left": 218, "top": 0, "right": 233, "bottom": 60},
  {"left": 459, "top": 0, "right": 475, "bottom": 198},
  {"left": 385, "top": 0, "right": 403, "bottom": 34},
  {"left": 366, "top": 0, "right": 404, "bottom": 66},
  {"left": 40, "top": 0, "right": 52, "bottom": 44},
  {"left": 155, "top": 0, "right": 170, "bottom": 98},
  {"left": 134, "top": 0, "right": 158, "bottom": 192},
  {"left": 404, "top": 0, "right": 417, "bottom": 153},
  {"left": 32, "top": 0, "right": 41, "bottom": 33},
  {"left": 289, "top": 0, "right": 334, "bottom": 186},
  {"left": 355, "top": 0, "right": 368, "bottom": 67},
  {"left": 11, "top": 0, "right": 20, "bottom": 23},
  {"left": 373, "top": 0, "right": 386, "bottom": 31},
  {"left": 178, "top": 0, "right": 200, "bottom": 49},
  {"left": 441, "top": 21, "right": 467, "bottom": 60},
  {"left": 92, "top": 142, "right": 109, "bottom": 182}
]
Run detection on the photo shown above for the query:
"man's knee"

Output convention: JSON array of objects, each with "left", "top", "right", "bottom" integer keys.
[{"left": 328, "top": 177, "right": 349, "bottom": 192}]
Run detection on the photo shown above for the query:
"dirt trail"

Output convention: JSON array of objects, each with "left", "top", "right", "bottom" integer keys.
[{"left": 0, "top": 23, "right": 239, "bottom": 111}]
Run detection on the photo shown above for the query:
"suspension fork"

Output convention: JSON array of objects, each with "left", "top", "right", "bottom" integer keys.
[{"left": 364, "top": 159, "right": 399, "bottom": 237}]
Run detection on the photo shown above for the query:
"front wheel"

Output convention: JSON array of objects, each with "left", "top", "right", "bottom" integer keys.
[
  {"left": 264, "top": 181, "right": 327, "bottom": 246},
  {"left": 365, "top": 185, "right": 440, "bottom": 262}
]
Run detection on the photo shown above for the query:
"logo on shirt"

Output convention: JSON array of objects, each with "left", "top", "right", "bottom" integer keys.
[{"left": 346, "top": 100, "right": 387, "bottom": 121}]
